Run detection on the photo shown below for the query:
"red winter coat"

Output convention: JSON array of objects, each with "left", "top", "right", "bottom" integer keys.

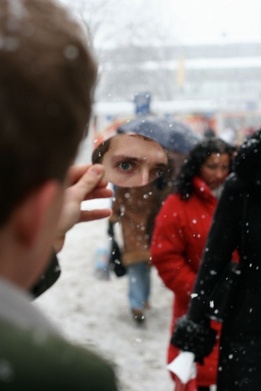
[{"left": 151, "top": 176, "right": 221, "bottom": 389}]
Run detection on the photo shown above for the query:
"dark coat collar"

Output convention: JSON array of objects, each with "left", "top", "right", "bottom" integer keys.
[{"left": 234, "top": 130, "right": 261, "bottom": 187}]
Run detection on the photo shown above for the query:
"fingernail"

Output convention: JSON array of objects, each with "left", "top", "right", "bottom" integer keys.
[{"left": 90, "top": 165, "right": 103, "bottom": 176}]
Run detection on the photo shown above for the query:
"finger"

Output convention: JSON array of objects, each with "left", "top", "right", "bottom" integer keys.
[
  {"left": 68, "top": 164, "right": 91, "bottom": 185},
  {"left": 94, "top": 179, "right": 111, "bottom": 189},
  {"left": 84, "top": 187, "right": 113, "bottom": 201},
  {"left": 78, "top": 208, "right": 112, "bottom": 222},
  {"left": 74, "top": 164, "right": 106, "bottom": 202}
]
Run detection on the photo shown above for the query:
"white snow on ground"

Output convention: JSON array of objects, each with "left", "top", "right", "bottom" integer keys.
[
  {"left": 35, "top": 136, "right": 174, "bottom": 390},
  {"left": 35, "top": 215, "right": 174, "bottom": 391}
]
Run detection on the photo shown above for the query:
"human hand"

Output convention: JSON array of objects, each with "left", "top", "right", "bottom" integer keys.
[
  {"left": 171, "top": 315, "right": 217, "bottom": 364},
  {"left": 54, "top": 164, "right": 113, "bottom": 252}
]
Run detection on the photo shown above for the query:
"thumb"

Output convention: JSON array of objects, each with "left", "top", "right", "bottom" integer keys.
[
  {"left": 75, "top": 164, "right": 105, "bottom": 200},
  {"left": 88, "top": 164, "right": 104, "bottom": 177}
]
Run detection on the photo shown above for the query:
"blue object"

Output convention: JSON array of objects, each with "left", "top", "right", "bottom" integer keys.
[
  {"left": 133, "top": 92, "right": 151, "bottom": 116},
  {"left": 127, "top": 262, "right": 151, "bottom": 311},
  {"left": 118, "top": 116, "right": 201, "bottom": 154}
]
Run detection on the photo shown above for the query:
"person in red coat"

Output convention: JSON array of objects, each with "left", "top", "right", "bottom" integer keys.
[{"left": 151, "top": 138, "right": 235, "bottom": 391}]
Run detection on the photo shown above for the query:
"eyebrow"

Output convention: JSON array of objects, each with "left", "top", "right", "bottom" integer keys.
[
  {"left": 111, "top": 155, "right": 146, "bottom": 164},
  {"left": 111, "top": 155, "right": 168, "bottom": 167}
]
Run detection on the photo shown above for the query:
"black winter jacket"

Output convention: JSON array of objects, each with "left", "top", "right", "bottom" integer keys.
[{"left": 188, "top": 130, "right": 261, "bottom": 391}]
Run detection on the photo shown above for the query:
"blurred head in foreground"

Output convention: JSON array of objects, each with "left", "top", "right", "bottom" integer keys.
[{"left": 0, "top": 0, "right": 97, "bottom": 288}]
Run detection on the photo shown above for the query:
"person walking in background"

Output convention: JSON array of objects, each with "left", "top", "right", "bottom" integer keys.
[
  {"left": 92, "top": 119, "right": 183, "bottom": 325},
  {"left": 171, "top": 129, "right": 261, "bottom": 391},
  {"left": 109, "top": 180, "right": 169, "bottom": 324},
  {"left": 151, "top": 138, "right": 235, "bottom": 390}
]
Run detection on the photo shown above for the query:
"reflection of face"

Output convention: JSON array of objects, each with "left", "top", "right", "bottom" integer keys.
[
  {"left": 101, "top": 134, "right": 168, "bottom": 187},
  {"left": 200, "top": 153, "right": 230, "bottom": 190}
]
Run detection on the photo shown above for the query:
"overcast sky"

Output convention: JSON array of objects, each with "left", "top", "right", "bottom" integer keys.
[
  {"left": 60, "top": 0, "right": 261, "bottom": 47},
  {"left": 169, "top": 0, "right": 261, "bottom": 44}
]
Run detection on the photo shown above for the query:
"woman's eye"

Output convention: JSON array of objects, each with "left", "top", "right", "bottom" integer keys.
[
  {"left": 205, "top": 164, "right": 229, "bottom": 171},
  {"left": 221, "top": 165, "right": 229, "bottom": 171},
  {"left": 205, "top": 164, "right": 217, "bottom": 170}
]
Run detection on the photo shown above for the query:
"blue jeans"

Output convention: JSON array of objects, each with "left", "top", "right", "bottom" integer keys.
[{"left": 127, "top": 262, "right": 151, "bottom": 311}]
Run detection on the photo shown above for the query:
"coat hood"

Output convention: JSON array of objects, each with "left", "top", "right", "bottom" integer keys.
[{"left": 234, "top": 129, "right": 261, "bottom": 187}]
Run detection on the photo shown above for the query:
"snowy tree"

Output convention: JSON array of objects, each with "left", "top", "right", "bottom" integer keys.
[{"left": 59, "top": 0, "right": 177, "bottom": 103}]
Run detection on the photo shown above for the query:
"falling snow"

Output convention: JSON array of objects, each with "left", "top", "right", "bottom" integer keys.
[{"left": 36, "top": 213, "right": 173, "bottom": 391}]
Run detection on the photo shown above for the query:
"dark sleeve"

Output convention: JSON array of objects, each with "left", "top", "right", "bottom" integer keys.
[
  {"left": 0, "top": 320, "right": 119, "bottom": 391},
  {"left": 188, "top": 174, "right": 245, "bottom": 322},
  {"left": 30, "top": 252, "right": 61, "bottom": 299}
]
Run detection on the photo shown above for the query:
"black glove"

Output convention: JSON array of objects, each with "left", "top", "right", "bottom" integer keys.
[{"left": 171, "top": 315, "right": 217, "bottom": 364}]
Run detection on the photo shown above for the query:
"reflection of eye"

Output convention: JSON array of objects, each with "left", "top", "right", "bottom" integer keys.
[
  {"left": 155, "top": 167, "right": 165, "bottom": 177},
  {"left": 152, "top": 166, "right": 166, "bottom": 179},
  {"left": 116, "top": 161, "right": 134, "bottom": 172}
]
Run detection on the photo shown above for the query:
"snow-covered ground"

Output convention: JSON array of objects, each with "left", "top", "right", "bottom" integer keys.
[
  {"left": 35, "top": 199, "right": 174, "bottom": 391},
  {"left": 35, "top": 219, "right": 173, "bottom": 391},
  {"left": 35, "top": 135, "right": 175, "bottom": 390}
]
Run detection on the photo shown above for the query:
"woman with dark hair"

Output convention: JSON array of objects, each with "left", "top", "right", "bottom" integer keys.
[
  {"left": 175, "top": 138, "right": 235, "bottom": 199},
  {"left": 150, "top": 138, "right": 235, "bottom": 391},
  {"left": 171, "top": 130, "right": 261, "bottom": 391}
]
